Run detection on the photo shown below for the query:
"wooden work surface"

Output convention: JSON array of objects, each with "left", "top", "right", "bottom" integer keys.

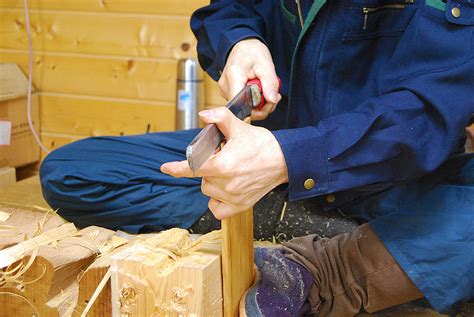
[{"left": 0, "top": 176, "right": 52, "bottom": 212}]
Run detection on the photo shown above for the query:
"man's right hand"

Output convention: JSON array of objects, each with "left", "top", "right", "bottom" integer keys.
[{"left": 219, "top": 38, "right": 281, "bottom": 121}]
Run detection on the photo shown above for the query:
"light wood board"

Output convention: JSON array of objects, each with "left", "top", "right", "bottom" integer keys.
[
  {"left": 0, "top": 0, "right": 208, "bottom": 15},
  {"left": 221, "top": 209, "right": 254, "bottom": 317}
]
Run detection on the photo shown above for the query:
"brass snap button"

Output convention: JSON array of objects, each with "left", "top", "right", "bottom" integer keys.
[
  {"left": 452, "top": 7, "right": 461, "bottom": 18},
  {"left": 304, "top": 178, "right": 315, "bottom": 190},
  {"left": 326, "top": 194, "right": 336, "bottom": 203}
]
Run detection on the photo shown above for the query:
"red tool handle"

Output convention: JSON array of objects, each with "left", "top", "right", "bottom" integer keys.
[{"left": 246, "top": 77, "right": 282, "bottom": 109}]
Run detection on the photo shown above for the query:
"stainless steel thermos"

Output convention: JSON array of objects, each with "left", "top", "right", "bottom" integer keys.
[{"left": 176, "top": 58, "right": 204, "bottom": 130}]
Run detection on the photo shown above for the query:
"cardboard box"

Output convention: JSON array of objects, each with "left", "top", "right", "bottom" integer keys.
[{"left": 0, "top": 64, "right": 40, "bottom": 167}]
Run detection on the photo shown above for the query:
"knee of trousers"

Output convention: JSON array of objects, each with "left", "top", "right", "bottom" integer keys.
[
  {"left": 281, "top": 224, "right": 423, "bottom": 315},
  {"left": 39, "top": 137, "right": 117, "bottom": 218}
]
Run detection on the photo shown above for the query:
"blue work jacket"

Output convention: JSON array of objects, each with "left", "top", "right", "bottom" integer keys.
[{"left": 191, "top": 0, "right": 474, "bottom": 208}]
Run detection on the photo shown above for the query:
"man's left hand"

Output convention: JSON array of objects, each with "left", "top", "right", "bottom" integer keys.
[{"left": 161, "top": 107, "right": 288, "bottom": 220}]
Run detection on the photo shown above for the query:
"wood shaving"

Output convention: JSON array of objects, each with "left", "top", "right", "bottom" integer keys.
[{"left": 0, "top": 211, "right": 11, "bottom": 222}]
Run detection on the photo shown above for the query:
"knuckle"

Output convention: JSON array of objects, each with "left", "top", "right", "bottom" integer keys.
[
  {"left": 214, "top": 160, "right": 230, "bottom": 174},
  {"left": 224, "top": 183, "right": 236, "bottom": 194}
]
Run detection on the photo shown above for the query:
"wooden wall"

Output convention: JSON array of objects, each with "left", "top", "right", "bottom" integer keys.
[{"left": 0, "top": 0, "right": 225, "bottom": 155}]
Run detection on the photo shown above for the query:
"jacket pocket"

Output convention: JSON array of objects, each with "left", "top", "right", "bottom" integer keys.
[
  {"left": 382, "top": 0, "right": 474, "bottom": 85},
  {"left": 344, "top": 0, "right": 416, "bottom": 40}
]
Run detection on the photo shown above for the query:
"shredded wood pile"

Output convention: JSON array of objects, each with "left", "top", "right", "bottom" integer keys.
[
  {"left": 0, "top": 207, "right": 128, "bottom": 316},
  {"left": 0, "top": 205, "right": 223, "bottom": 317}
]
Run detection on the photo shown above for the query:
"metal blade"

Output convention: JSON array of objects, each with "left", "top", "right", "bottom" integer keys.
[
  {"left": 186, "top": 124, "right": 223, "bottom": 172},
  {"left": 186, "top": 84, "right": 261, "bottom": 173}
]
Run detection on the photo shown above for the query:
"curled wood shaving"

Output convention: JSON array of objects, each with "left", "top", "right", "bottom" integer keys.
[
  {"left": 0, "top": 225, "right": 20, "bottom": 238},
  {"left": 0, "top": 211, "right": 11, "bottom": 222},
  {"left": 0, "top": 248, "right": 45, "bottom": 290},
  {"left": 33, "top": 208, "right": 60, "bottom": 238}
]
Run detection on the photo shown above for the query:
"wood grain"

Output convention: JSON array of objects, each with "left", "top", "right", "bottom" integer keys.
[
  {"left": 39, "top": 93, "right": 175, "bottom": 136},
  {"left": 0, "top": 0, "right": 208, "bottom": 15},
  {"left": 0, "top": 176, "right": 52, "bottom": 212},
  {"left": 40, "top": 132, "right": 84, "bottom": 157},
  {"left": 221, "top": 209, "right": 255, "bottom": 317},
  {"left": 0, "top": 222, "right": 77, "bottom": 269},
  {"left": 0, "top": 206, "right": 65, "bottom": 250},
  {"left": 0, "top": 50, "right": 178, "bottom": 102},
  {"left": 0, "top": 226, "right": 116, "bottom": 317},
  {"left": 0, "top": 9, "right": 198, "bottom": 60},
  {"left": 73, "top": 238, "right": 129, "bottom": 317},
  {"left": 110, "top": 228, "right": 223, "bottom": 316},
  {"left": 205, "top": 75, "right": 226, "bottom": 107}
]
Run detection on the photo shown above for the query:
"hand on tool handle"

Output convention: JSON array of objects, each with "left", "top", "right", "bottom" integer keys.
[
  {"left": 218, "top": 38, "right": 282, "bottom": 121},
  {"left": 161, "top": 107, "right": 288, "bottom": 220}
]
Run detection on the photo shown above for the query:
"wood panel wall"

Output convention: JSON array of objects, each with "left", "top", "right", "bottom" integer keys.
[{"left": 0, "top": 0, "right": 225, "bottom": 155}]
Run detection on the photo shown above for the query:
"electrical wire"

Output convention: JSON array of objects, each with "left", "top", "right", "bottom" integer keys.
[{"left": 23, "top": 0, "right": 50, "bottom": 154}]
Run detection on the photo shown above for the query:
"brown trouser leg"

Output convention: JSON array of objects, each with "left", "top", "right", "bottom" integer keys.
[{"left": 282, "top": 223, "right": 424, "bottom": 316}]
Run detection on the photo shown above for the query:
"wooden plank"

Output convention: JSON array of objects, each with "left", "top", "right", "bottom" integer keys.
[
  {"left": 110, "top": 228, "right": 223, "bottom": 316},
  {"left": 39, "top": 93, "right": 175, "bottom": 136},
  {"left": 0, "top": 9, "right": 198, "bottom": 60},
  {"left": 0, "top": 0, "right": 208, "bottom": 15},
  {"left": 40, "top": 132, "right": 84, "bottom": 154},
  {"left": 221, "top": 209, "right": 254, "bottom": 317},
  {"left": 0, "top": 50, "right": 178, "bottom": 102},
  {"left": 205, "top": 75, "right": 226, "bottom": 107}
]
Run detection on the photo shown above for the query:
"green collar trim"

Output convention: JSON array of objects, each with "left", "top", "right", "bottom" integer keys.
[
  {"left": 280, "top": 0, "right": 297, "bottom": 24},
  {"left": 300, "top": 0, "right": 327, "bottom": 40},
  {"left": 287, "top": 0, "right": 327, "bottom": 125},
  {"left": 426, "top": 0, "right": 446, "bottom": 11}
]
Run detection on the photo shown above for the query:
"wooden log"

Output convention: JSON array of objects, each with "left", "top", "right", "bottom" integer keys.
[
  {"left": 110, "top": 228, "right": 223, "bottom": 317},
  {"left": 0, "top": 222, "right": 77, "bottom": 269},
  {"left": 0, "top": 226, "right": 116, "bottom": 317},
  {"left": 0, "top": 206, "right": 66, "bottom": 250},
  {"left": 221, "top": 209, "right": 254, "bottom": 317}
]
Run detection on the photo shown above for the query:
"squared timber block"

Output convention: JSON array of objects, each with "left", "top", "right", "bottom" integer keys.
[{"left": 110, "top": 228, "right": 223, "bottom": 317}]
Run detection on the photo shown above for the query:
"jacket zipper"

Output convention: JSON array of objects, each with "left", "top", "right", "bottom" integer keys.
[
  {"left": 362, "top": 0, "right": 414, "bottom": 30},
  {"left": 296, "top": 0, "right": 304, "bottom": 28}
]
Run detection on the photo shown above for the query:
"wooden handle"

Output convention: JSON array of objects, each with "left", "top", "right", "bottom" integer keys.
[{"left": 221, "top": 208, "right": 254, "bottom": 317}]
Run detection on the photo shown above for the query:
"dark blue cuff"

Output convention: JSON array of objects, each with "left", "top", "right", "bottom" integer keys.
[
  {"left": 272, "top": 127, "right": 331, "bottom": 201},
  {"left": 211, "top": 27, "right": 267, "bottom": 80}
]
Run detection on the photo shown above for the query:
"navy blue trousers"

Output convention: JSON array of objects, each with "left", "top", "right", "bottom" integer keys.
[{"left": 40, "top": 130, "right": 474, "bottom": 311}]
